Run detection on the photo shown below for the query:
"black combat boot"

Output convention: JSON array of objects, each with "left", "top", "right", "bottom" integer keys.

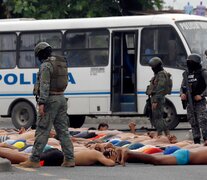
[{"left": 193, "top": 138, "right": 201, "bottom": 144}]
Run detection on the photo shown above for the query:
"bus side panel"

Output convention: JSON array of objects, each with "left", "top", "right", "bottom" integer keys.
[
  {"left": 0, "top": 97, "right": 36, "bottom": 116},
  {"left": 0, "top": 69, "right": 37, "bottom": 116},
  {"left": 0, "top": 98, "right": 15, "bottom": 116},
  {"left": 165, "top": 67, "right": 186, "bottom": 115},
  {"left": 89, "top": 97, "right": 109, "bottom": 113},
  {"left": 137, "top": 65, "right": 153, "bottom": 114},
  {"left": 67, "top": 66, "right": 111, "bottom": 115},
  {"left": 67, "top": 97, "right": 89, "bottom": 114}
]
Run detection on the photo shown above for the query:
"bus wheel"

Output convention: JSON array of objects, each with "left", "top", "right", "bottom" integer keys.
[
  {"left": 11, "top": 102, "right": 35, "bottom": 129},
  {"left": 68, "top": 115, "right": 85, "bottom": 128},
  {"left": 164, "top": 100, "right": 179, "bottom": 130}
]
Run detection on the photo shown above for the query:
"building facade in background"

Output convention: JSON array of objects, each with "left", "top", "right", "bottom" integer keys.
[{"left": 164, "top": 0, "right": 206, "bottom": 16}]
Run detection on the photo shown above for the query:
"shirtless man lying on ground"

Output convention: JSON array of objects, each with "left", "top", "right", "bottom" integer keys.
[
  {"left": 119, "top": 146, "right": 207, "bottom": 166},
  {"left": 0, "top": 147, "right": 117, "bottom": 167},
  {"left": 0, "top": 128, "right": 56, "bottom": 142}
]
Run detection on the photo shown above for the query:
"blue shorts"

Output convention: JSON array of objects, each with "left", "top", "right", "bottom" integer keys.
[
  {"left": 163, "top": 146, "right": 180, "bottom": 155},
  {"left": 171, "top": 149, "right": 190, "bottom": 165}
]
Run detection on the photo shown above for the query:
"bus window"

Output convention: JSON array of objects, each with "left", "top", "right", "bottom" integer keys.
[
  {"left": 123, "top": 33, "right": 136, "bottom": 93},
  {"left": 140, "top": 27, "right": 187, "bottom": 68},
  {"left": 0, "top": 33, "right": 16, "bottom": 69},
  {"left": 176, "top": 21, "right": 207, "bottom": 67},
  {"left": 65, "top": 29, "right": 109, "bottom": 67},
  {"left": 19, "top": 31, "right": 62, "bottom": 68},
  {"left": 140, "top": 30, "right": 154, "bottom": 64}
]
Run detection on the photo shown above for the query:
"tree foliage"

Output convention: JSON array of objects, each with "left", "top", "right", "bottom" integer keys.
[
  {"left": 67, "top": 0, "right": 121, "bottom": 18},
  {"left": 2, "top": 0, "right": 71, "bottom": 19},
  {"left": 1, "top": 0, "right": 164, "bottom": 19}
]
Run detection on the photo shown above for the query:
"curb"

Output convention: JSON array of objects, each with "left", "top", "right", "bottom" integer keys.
[
  {"left": 0, "top": 157, "right": 12, "bottom": 172},
  {"left": 84, "top": 116, "right": 151, "bottom": 130},
  {"left": 85, "top": 116, "right": 150, "bottom": 125}
]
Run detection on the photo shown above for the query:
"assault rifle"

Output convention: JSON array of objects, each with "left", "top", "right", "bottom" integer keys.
[
  {"left": 33, "top": 73, "right": 40, "bottom": 102},
  {"left": 145, "top": 95, "right": 154, "bottom": 128},
  {"left": 182, "top": 70, "right": 196, "bottom": 125}
]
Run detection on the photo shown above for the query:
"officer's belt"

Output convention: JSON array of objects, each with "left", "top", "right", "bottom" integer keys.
[{"left": 49, "top": 91, "right": 64, "bottom": 95}]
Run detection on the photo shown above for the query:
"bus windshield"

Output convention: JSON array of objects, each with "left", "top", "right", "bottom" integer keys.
[{"left": 176, "top": 21, "right": 207, "bottom": 66}]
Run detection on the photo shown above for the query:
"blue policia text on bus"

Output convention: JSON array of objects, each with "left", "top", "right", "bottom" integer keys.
[{"left": 0, "top": 72, "right": 76, "bottom": 85}]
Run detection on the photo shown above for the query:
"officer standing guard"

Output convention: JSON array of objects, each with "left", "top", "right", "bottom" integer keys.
[
  {"left": 146, "top": 57, "right": 171, "bottom": 137},
  {"left": 20, "top": 42, "right": 75, "bottom": 168},
  {"left": 180, "top": 53, "right": 207, "bottom": 145}
]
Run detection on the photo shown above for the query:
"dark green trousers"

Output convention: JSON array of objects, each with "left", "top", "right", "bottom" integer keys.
[
  {"left": 152, "top": 97, "right": 169, "bottom": 135},
  {"left": 30, "top": 95, "right": 74, "bottom": 162}
]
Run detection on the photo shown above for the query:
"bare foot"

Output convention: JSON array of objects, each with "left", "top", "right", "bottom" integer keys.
[
  {"left": 128, "top": 122, "right": 136, "bottom": 134},
  {"left": 147, "top": 131, "right": 157, "bottom": 138},
  {"left": 18, "top": 127, "right": 26, "bottom": 134},
  {"left": 114, "top": 147, "right": 124, "bottom": 164},
  {"left": 128, "top": 122, "right": 136, "bottom": 128},
  {"left": 167, "top": 135, "right": 177, "bottom": 144},
  {"left": 115, "top": 148, "right": 121, "bottom": 163},
  {"left": 120, "top": 148, "right": 129, "bottom": 166}
]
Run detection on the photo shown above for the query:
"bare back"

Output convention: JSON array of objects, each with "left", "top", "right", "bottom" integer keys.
[
  {"left": 189, "top": 147, "right": 207, "bottom": 164},
  {"left": 74, "top": 150, "right": 115, "bottom": 166}
]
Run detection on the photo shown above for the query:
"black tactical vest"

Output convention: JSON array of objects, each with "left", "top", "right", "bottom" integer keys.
[
  {"left": 47, "top": 55, "right": 68, "bottom": 92},
  {"left": 188, "top": 69, "right": 206, "bottom": 96}
]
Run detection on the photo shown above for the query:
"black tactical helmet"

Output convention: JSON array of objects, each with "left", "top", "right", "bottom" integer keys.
[
  {"left": 34, "top": 42, "right": 51, "bottom": 56},
  {"left": 187, "top": 53, "right": 201, "bottom": 64},
  {"left": 148, "top": 57, "right": 163, "bottom": 68},
  {"left": 205, "top": 50, "right": 207, "bottom": 56}
]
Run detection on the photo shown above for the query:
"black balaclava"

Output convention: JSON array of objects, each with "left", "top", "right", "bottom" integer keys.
[
  {"left": 187, "top": 60, "right": 202, "bottom": 73},
  {"left": 37, "top": 47, "right": 52, "bottom": 63},
  {"left": 151, "top": 63, "right": 163, "bottom": 74}
]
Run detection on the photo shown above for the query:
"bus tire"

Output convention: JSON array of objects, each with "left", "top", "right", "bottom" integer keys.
[
  {"left": 68, "top": 115, "right": 85, "bottom": 128},
  {"left": 164, "top": 99, "right": 179, "bottom": 130},
  {"left": 11, "top": 102, "right": 36, "bottom": 129}
]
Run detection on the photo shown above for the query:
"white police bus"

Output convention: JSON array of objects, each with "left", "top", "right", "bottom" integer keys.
[{"left": 0, "top": 14, "right": 207, "bottom": 129}]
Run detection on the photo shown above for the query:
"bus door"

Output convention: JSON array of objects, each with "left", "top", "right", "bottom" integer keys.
[{"left": 111, "top": 31, "right": 137, "bottom": 113}]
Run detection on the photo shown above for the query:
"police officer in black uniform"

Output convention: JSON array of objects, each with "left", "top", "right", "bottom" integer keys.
[{"left": 180, "top": 53, "right": 207, "bottom": 145}]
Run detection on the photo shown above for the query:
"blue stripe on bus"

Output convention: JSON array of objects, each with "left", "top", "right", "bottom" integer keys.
[
  {"left": 0, "top": 92, "right": 111, "bottom": 96},
  {"left": 137, "top": 91, "right": 180, "bottom": 94},
  {"left": 0, "top": 91, "right": 180, "bottom": 96},
  {"left": 0, "top": 94, "right": 34, "bottom": 96},
  {"left": 65, "top": 92, "right": 111, "bottom": 95}
]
